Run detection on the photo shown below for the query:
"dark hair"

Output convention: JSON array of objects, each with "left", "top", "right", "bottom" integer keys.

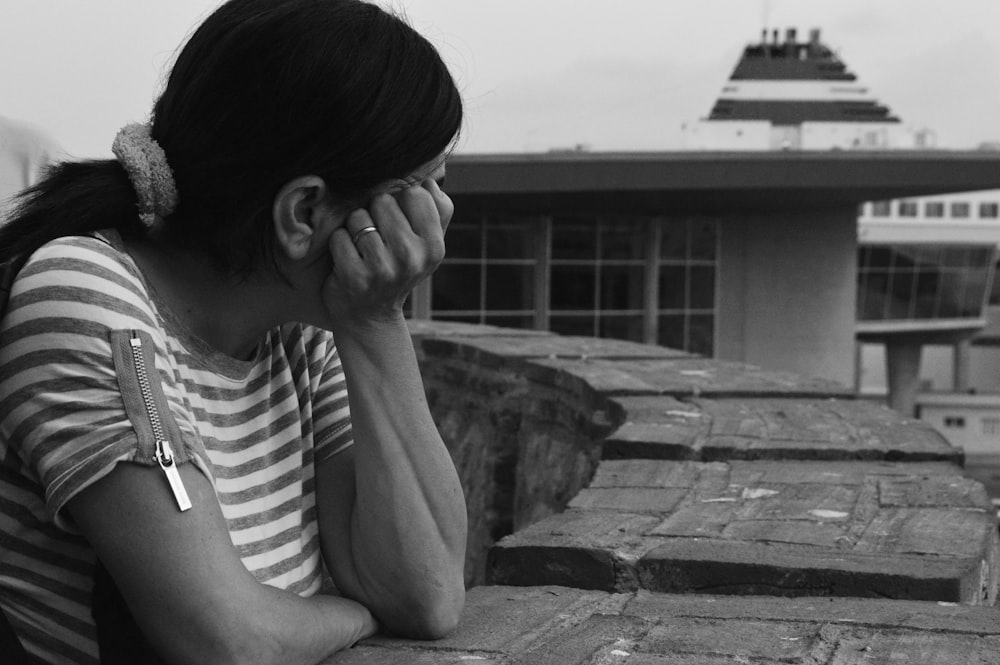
[{"left": 0, "top": 0, "right": 462, "bottom": 275}]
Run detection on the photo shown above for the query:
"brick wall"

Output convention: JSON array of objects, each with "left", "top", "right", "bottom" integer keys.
[{"left": 323, "top": 321, "right": 999, "bottom": 664}]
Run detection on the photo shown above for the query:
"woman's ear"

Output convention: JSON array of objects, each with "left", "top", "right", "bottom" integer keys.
[{"left": 273, "top": 175, "right": 331, "bottom": 261}]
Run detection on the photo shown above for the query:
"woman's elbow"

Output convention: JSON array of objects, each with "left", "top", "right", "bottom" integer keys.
[{"left": 390, "top": 585, "right": 465, "bottom": 640}]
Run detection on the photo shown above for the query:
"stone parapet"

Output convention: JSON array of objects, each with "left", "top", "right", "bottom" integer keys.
[
  {"left": 325, "top": 585, "right": 1000, "bottom": 665},
  {"left": 406, "top": 322, "right": 975, "bottom": 586},
  {"left": 604, "top": 396, "right": 963, "bottom": 462},
  {"left": 352, "top": 321, "right": 1000, "bottom": 663},
  {"left": 489, "top": 459, "right": 998, "bottom": 604}
]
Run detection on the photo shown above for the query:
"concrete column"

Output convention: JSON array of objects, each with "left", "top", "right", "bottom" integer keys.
[
  {"left": 719, "top": 208, "right": 857, "bottom": 388},
  {"left": 885, "top": 339, "right": 923, "bottom": 416},
  {"left": 953, "top": 340, "right": 971, "bottom": 392}
]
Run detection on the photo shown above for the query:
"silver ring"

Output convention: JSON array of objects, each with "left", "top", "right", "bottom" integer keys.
[{"left": 351, "top": 225, "right": 380, "bottom": 245}]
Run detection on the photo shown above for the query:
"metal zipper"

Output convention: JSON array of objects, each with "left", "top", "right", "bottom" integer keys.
[{"left": 129, "top": 331, "right": 192, "bottom": 512}]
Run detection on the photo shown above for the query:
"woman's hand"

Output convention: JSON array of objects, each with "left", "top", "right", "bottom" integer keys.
[{"left": 322, "top": 179, "right": 452, "bottom": 329}]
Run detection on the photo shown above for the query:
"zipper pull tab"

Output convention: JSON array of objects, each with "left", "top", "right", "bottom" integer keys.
[{"left": 155, "top": 440, "right": 192, "bottom": 512}]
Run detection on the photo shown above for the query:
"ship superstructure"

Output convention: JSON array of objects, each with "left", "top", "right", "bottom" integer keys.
[
  {"left": 684, "top": 28, "right": 934, "bottom": 151},
  {"left": 685, "top": 26, "right": 1000, "bottom": 433}
]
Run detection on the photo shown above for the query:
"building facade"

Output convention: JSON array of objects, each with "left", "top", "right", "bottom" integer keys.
[{"left": 413, "top": 151, "right": 1000, "bottom": 391}]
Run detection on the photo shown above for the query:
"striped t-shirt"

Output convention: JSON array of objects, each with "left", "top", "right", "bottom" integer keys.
[{"left": 0, "top": 231, "right": 353, "bottom": 664}]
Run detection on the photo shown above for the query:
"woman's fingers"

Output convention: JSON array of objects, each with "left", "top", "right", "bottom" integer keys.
[
  {"left": 421, "top": 178, "right": 454, "bottom": 233},
  {"left": 394, "top": 186, "right": 445, "bottom": 264},
  {"left": 342, "top": 207, "right": 386, "bottom": 261}
]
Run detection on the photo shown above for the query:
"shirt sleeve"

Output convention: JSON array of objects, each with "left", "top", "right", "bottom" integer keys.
[
  {"left": 306, "top": 330, "right": 353, "bottom": 465},
  {"left": 0, "top": 236, "right": 204, "bottom": 531}
]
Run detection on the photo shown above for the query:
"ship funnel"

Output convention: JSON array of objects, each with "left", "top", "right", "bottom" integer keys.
[{"left": 785, "top": 27, "right": 797, "bottom": 46}]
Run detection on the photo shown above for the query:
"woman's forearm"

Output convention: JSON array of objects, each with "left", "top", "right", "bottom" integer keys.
[
  {"left": 327, "top": 314, "right": 467, "bottom": 637},
  {"left": 69, "top": 463, "right": 379, "bottom": 665}
]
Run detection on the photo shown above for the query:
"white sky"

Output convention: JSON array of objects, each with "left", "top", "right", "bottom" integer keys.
[{"left": 2, "top": 0, "right": 998, "bottom": 158}]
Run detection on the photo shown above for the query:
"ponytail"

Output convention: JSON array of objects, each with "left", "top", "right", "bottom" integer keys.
[{"left": 0, "top": 160, "right": 146, "bottom": 267}]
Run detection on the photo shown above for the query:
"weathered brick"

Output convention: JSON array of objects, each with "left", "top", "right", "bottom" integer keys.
[
  {"left": 324, "top": 586, "right": 1000, "bottom": 665},
  {"left": 637, "top": 538, "right": 985, "bottom": 601},
  {"left": 490, "top": 460, "right": 999, "bottom": 603},
  {"left": 488, "top": 510, "right": 662, "bottom": 591},
  {"left": 604, "top": 397, "right": 960, "bottom": 462},
  {"left": 515, "top": 614, "right": 651, "bottom": 665},
  {"left": 593, "top": 358, "right": 852, "bottom": 398}
]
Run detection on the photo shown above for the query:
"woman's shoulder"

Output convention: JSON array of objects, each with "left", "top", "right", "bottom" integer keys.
[
  {"left": 10, "top": 230, "right": 156, "bottom": 329},
  {"left": 28, "top": 230, "right": 133, "bottom": 270}
]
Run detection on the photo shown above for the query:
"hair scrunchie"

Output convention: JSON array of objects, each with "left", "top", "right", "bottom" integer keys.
[{"left": 112, "top": 123, "right": 178, "bottom": 228}]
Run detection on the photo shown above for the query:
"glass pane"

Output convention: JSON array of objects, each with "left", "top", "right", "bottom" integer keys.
[
  {"left": 431, "top": 264, "right": 480, "bottom": 311},
  {"left": 657, "top": 314, "right": 685, "bottom": 350},
  {"left": 659, "top": 265, "right": 686, "bottom": 310},
  {"left": 913, "top": 268, "right": 940, "bottom": 319},
  {"left": 887, "top": 269, "right": 916, "bottom": 319},
  {"left": 911, "top": 246, "right": 942, "bottom": 267},
  {"left": 660, "top": 221, "right": 687, "bottom": 260},
  {"left": 970, "top": 247, "right": 994, "bottom": 268},
  {"left": 445, "top": 221, "right": 482, "bottom": 259},
  {"left": 864, "top": 246, "right": 894, "bottom": 271},
  {"left": 943, "top": 247, "right": 970, "bottom": 268},
  {"left": 858, "top": 246, "right": 872, "bottom": 271},
  {"left": 689, "top": 219, "right": 717, "bottom": 260},
  {"left": 961, "top": 268, "right": 989, "bottom": 317},
  {"left": 551, "top": 265, "right": 596, "bottom": 310},
  {"left": 689, "top": 266, "right": 715, "bottom": 310},
  {"left": 552, "top": 218, "right": 596, "bottom": 260},
  {"left": 991, "top": 261, "right": 1000, "bottom": 306},
  {"left": 485, "top": 264, "right": 535, "bottom": 311},
  {"left": 688, "top": 315, "right": 714, "bottom": 356},
  {"left": 936, "top": 270, "right": 964, "bottom": 318},
  {"left": 600, "top": 219, "right": 645, "bottom": 260},
  {"left": 484, "top": 314, "right": 536, "bottom": 330},
  {"left": 858, "top": 270, "right": 890, "bottom": 320},
  {"left": 486, "top": 218, "right": 535, "bottom": 259},
  {"left": 549, "top": 315, "right": 596, "bottom": 338},
  {"left": 598, "top": 315, "right": 643, "bottom": 342},
  {"left": 600, "top": 265, "right": 644, "bottom": 310},
  {"left": 891, "top": 247, "right": 919, "bottom": 271}
]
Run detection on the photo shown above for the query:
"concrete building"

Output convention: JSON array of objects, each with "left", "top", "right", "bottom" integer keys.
[
  {"left": 413, "top": 149, "right": 1000, "bottom": 390},
  {"left": 857, "top": 186, "right": 1000, "bottom": 399}
]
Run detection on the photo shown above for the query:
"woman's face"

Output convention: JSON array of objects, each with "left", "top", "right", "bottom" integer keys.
[{"left": 290, "top": 153, "right": 452, "bottom": 329}]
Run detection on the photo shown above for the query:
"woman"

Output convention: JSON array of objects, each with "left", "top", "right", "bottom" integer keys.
[{"left": 0, "top": 1, "right": 468, "bottom": 663}]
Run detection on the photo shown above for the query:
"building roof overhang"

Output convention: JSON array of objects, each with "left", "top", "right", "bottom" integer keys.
[{"left": 446, "top": 150, "right": 1000, "bottom": 215}]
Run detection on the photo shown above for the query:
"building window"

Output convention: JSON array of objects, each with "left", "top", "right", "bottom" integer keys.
[
  {"left": 897, "top": 201, "right": 918, "bottom": 217},
  {"left": 870, "top": 201, "right": 891, "bottom": 217},
  {"left": 944, "top": 416, "right": 966, "bottom": 429},
  {"left": 924, "top": 202, "right": 945, "bottom": 218},
  {"left": 951, "top": 202, "right": 971, "bottom": 218},
  {"left": 656, "top": 219, "right": 718, "bottom": 356},
  {"left": 991, "top": 259, "right": 1000, "bottom": 306},
  {"left": 429, "top": 215, "right": 718, "bottom": 356},
  {"left": 980, "top": 202, "right": 999, "bottom": 219},
  {"left": 549, "top": 215, "right": 648, "bottom": 343},
  {"left": 983, "top": 417, "right": 1000, "bottom": 436},
  {"left": 430, "top": 216, "right": 541, "bottom": 330},
  {"left": 857, "top": 244, "right": 996, "bottom": 322}
]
